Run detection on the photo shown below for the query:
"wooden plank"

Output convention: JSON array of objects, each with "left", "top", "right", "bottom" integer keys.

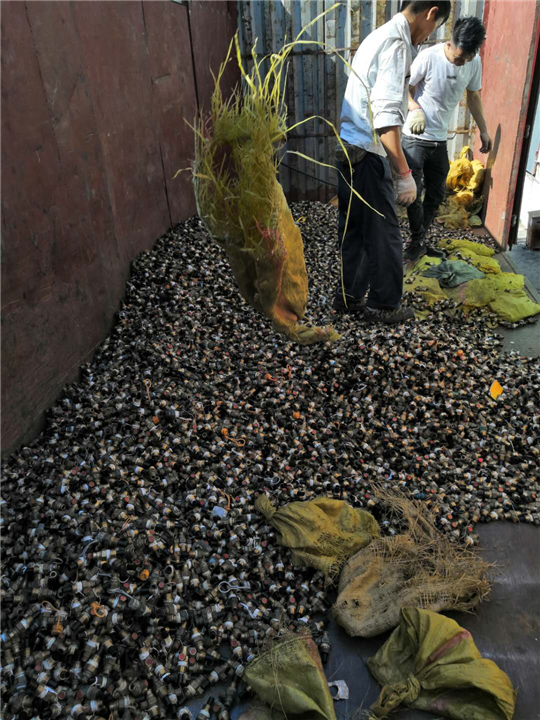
[
  {"left": 360, "top": 0, "right": 375, "bottom": 44},
  {"left": 270, "top": 0, "right": 285, "bottom": 52},
  {"left": 376, "top": 0, "right": 386, "bottom": 28},
  {"left": 0, "top": 0, "right": 221, "bottom": 454},
  {"left": 262, "top": 0, "right": 272, "bottom": 59},
  {"left": 314, "top": 0, "right": 326, "bottom": 190},
  {"left": 23, "top": 0, "right": 126, "bottom": 307},
  {"left": 283, "top": 1, "right": 296, "bottom": 138},
  {"left": 1, "top": 1, "right": 83, "bottom": 453},
  {"left": 142, "top": 0, "right": 198, "bottom": 223},
  {"left": 325, "top": 0, "right": 338, "bottom": 149},
  {"left": 1, "top": 1, "right": 137, "bottom": 453},
  {"left": 73, "top": 0, "right": 170, "bottom": 260},
  {"left": 335, "top": 0, "right": 349, "bottom": 131},
  {"left": 188, "top": 0, "right": 239, "bottom": 113},
  {"left": 350, "top": 0, "right": 362, "bottom": 50},
  {"left": 300, "top": 0, "right": 315, "bottom": 152},
  {"left": 290, "top": 0, "right": 306, "bottom": 199},
  {"left": 239, "top": 0, "right": 254, "bottom": 53}
]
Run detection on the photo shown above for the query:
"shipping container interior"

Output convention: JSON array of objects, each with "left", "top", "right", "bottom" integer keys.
[{"left": 1, "top": 3, "right": 539, "bottom": 720}]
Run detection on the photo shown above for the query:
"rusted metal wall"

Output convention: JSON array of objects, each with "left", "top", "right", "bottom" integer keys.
[
  {"left": 237, "top": 0, "right": 484, "bottom": 201},
  {"left": 474, "top": 0, "right": 540, "bottom": 248},
  {"left": 1, "top": 0, "right": 239, "bottom": 456}
]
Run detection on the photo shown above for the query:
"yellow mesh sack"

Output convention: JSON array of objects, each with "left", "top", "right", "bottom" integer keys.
[
  {"left": 406, "top": 277, "right": 447, "bottom": 306},
  {"left": 192, "top": 39, "right": 339, "bottom": 346},
  {"left": 404, "top": 257, "right": 446, "bottom": 306},
  {"left": 438, "top": 238, "right": 495, "bottom": 257},
  {"left": 446, "top": 158, "right": 474, "bottom": 191},
  {"left": 491, "top": 291, "right": 540, "bottom": 322},
  {"left": 467, "top": 159, "right": 486, "bottom": 192},
  {"left": 255, "top": 495, "right": 379, "bottom": 582},
  {"left": 444, "top": 273, "right": 521, "bottom": 309},
  {"left": 447, "top": 250, "right": 501, "bottom": 275},
  {"left": 436, "top": 199, "right": 470, "bottom": 229},
  {"left": 333, "top": 492, "right": 490, "bottom": 638},
  {"left": 454, "top": 189, "right": 475, "bottom": 206},
  {"left": 471, "top": 274, "right": 540, "bottom": 322},
  {"left": 240, "top": 633, "right": 337, "bottom": 720},
  {"left": 220, "top": 183, "right": 335, "bottom": 344},
  {"left": 368, "top": 608, "right": 516, "bottom": 720},
  {"left": 406, "top": 254, "right": 540, "bottom": 323},
  {"left": 469, "top": 214, "right": 483, "bottom": 227}
]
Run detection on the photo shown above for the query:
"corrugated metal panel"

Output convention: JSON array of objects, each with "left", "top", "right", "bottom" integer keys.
[{"left": 237, "top": 0, "right": 485, "bottom": 199}]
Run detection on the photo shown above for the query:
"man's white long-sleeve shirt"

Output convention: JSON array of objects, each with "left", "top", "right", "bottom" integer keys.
[{"left": 340, "top": 13, "right": 417, "bottom": 156}]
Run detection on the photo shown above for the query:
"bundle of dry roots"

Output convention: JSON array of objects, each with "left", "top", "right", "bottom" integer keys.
[{"left": 333, "top": 489, "right": 492, "bottom": 637}]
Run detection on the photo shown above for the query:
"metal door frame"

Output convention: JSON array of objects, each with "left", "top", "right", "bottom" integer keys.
[{"left": 508, "top": 8, "right": 540, "bottom": 249}]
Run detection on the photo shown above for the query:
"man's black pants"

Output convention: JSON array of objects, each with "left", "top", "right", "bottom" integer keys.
[
  {"left": 337, "top": 152, "right": 403, "bottom": 310},
  {"left": 402, "top": 135, "right": 449, "bottom": 244}
]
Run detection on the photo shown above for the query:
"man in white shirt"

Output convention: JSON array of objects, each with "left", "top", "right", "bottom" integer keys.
[
  {"left": 335, "top": 1, "right": 451, "bottom": 324},
  {"left": 402, "top": 16, "right": 491, "bottom": 261}
]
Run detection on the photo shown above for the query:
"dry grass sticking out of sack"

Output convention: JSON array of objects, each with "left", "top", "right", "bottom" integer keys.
[{"left": 333, "top": 488, "right": 492, "bottom": 638}]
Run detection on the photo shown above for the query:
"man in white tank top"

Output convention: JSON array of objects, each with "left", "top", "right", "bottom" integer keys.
[{"left": 402, "top": 16, "right": 491, "bottom": 261}]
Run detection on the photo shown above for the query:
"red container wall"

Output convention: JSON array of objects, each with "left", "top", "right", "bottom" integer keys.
[
  {"left": 1, "top": 0, "right": 239, "bottom": 456},
  {"left": 474, "top": 0, "right": 540, "bottom": 247}
]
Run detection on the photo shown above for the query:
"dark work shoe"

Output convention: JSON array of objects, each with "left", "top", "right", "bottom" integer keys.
[
  {"left": 363, "top": 304, "right": 415, "bottom": 324},
  {"left": 404, "top": 241, "right": 444, "bottom": 262},
  {"left": 333, "top": 295, "right": 366, "bottom": 314},
  {"left": 425, "top": 243, "right": 445, "bottom": 258}
]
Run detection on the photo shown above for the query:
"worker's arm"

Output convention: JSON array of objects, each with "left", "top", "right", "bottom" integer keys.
[
  {"left": 407, "top": 84, "right": 426, "bottom": 134},
  {"left": 378, "top": 126, "right": 417, "bottom": 206},
  {"left": 407, "top": 50, "right": 429, "bottom": 134},
  {"left": 467, "top": 89, "right": 492, "bottom": 153},
  {"left": 378, "top": 126, "right": 409, "bottom": 174},
  {"left": 408, "top": 85, "right": 420, "bottom": 111},
  {"left": 369, "top": 39, "right": 416, "bottom": 203},
  {"left": 370, "top": 39, "right": 409, "bottom": 131}
]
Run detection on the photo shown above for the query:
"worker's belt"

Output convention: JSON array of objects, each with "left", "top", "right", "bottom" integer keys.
[{"left": 335, "top": 143, "right": 367, "bottom": 166}]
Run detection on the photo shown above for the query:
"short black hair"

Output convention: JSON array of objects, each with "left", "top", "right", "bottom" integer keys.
[
  {"left": 452, "top": 16, "right": 486, "bottom": 55},
  {"left": 400, "top": 1, "right": 452, "bottom": 23}
]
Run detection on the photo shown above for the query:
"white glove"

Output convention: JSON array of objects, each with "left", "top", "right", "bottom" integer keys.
[
  {"left": 408, "top": 108, "right": 427, "bottom": 135},
  {"left": 395, "top": 170, "right": 417, "bottom": 207}
]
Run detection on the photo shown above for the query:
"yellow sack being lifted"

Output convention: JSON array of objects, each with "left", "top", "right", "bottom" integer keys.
[
  {"left": 255, "top": 495, "right": 379, "bottom": 582},
  {"left": 368, "top": 608, "right": 516, "bottom": 720},
  {"left": 240, "top": 633, "right": 337, "bottom": 720},
  {"left": 191, "top": 37, "right": 339, "bottom": 345}
]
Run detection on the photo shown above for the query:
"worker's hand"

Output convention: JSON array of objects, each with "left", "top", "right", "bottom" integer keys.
[
  {"left": 395, "top": 170, "right": 417, "bottom": 206},
  {"left": 480, "top": 131, "right": 492, "bottom": 153},
  {"left": 408, "top": 108, "right": 427, "bottom": 135}
]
